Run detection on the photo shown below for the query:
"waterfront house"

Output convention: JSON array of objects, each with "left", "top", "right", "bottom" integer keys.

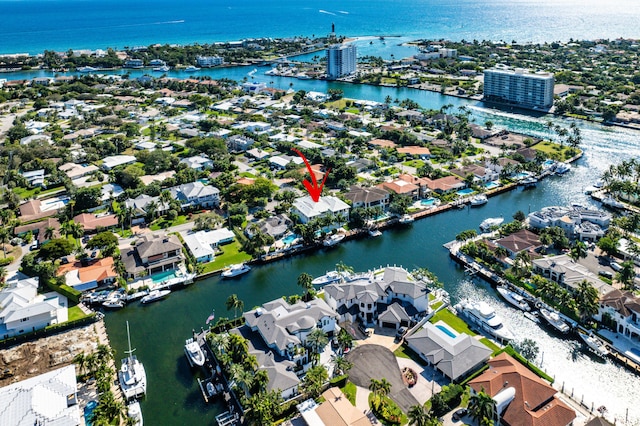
[
  {"left": 0, "top": 365, "right": 80, "bottom": 425},
  {"left": 245, "top": 214, "right": 293, "bottom": 239},
  {"left": 595, "top": 289, "right": 640, "bottom": 342},
  {"left": 0, "top": 276, "right": 68, "bottom": 339},
  {"left": 323, "top": 267, "right": 430, "bottom": 328},
  {"left": 122, "top": 233, "right": 184, "bottom": 278},
  {"left": 424, "top": 175, "right": 466, "bottom": 194},
  {"left": 344, "top": 186, "right": 390, "bottom": 210},
  {"left": 398, "top": 173, "right": 432, "bottom": 198},
  {"left": 468, "top": 353, "right": 576, "bottom": 426},
  {"left": 495, "top": 229, "right": 542, "bottom": 259},
  {"left": 169, "top": 182, "right": 220, "bottom": 209},
  {"left": 181, "top": 228, "right": 235, "bottom": 263},
  {"left": 377, "top": 179, "right": 421, "bottom": 200},
  {"left": 532, "top": 254, "right": 612, "bottom": 296},
  {"left": 450, "top": 164, "right": 498, "bottom": 183},
  {"left": 405, "top": 322, "right": 492, "bottom": 381},
  {"left": 56, "top": 257, "right": 118, "bottom": 292},
  {"left": 243, "top": 297, "right": 338, "bottom": 364},
  {"left": 291, "top": 196, "right": 350, "bottom": 225},
  {"left": 124, "top": 58, "right": 144, "bottom": 68},
  {"left": 528, "top": 205, "right": 611, "bottom": 242}
]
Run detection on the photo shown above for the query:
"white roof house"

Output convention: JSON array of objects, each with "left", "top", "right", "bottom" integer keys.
[
  {"left": 0, "top": 276, "right": 68, "bottom": 339},
  {"left": 291, "top": 195, "right": 350, "bottom": 224},
  {"left": 169, "top": 182, "right": 221, "bottom": 209},
  {"left": 0, "top": 364, "right": 81, "bottom": 426},
  {"left": 181, "top": 228, "right": 235, "bottom": 262},
  {"left": 179, "top": 154, "right": 214, "bottom": 171},
  {"left": 101, "top": 155, "right": 136, "bottom": 170},
  {"left": 59, "top": 162, "right": 99, "bottom": 180}
]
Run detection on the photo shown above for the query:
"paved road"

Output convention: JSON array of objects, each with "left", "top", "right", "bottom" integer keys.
[{"left": 346, "top": 344, "right": 419, "bottom": 413}]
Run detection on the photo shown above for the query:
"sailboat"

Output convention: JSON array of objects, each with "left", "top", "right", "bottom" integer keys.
[{"left": 118, "top": 321, "right": 147, "bottom": 400}]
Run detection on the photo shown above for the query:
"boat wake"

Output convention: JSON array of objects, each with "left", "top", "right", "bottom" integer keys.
[{"left": 319, "top": 9, "right": 337, "bottom": 16}]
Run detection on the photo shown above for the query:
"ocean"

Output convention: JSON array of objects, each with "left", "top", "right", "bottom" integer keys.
[{"left": 2, "top": 0, "right": 640, "bottom": 55}]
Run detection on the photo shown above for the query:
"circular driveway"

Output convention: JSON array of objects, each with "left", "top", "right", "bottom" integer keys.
[{"left": 346, "top": 344, "right": 419, "bottom": 413}]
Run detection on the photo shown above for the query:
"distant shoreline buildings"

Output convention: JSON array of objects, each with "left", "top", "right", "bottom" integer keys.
[{"left": 483, "top": 67, "right": 554, "bottom": 111}]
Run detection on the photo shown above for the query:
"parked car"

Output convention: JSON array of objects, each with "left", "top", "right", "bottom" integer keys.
[
  {"left": 30, "top": 243, "right": 38, "bottom": 250},
  {"left": 357, "top": 322, "right": 371, "bottom": 337},
  {"left": 610, "top": 261, "right": 622, "bottom": 272},
  {"left": 395, "top": 326, "right": 407, "bottom": 341},
  {"left": 452, "top": 408, "right": 468, "bottom": 421},
  {"left": 598, "top": 270, "right": 613, "bottom": 279}
]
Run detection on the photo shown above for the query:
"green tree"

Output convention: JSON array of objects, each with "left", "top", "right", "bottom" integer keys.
[
  {"left": 305, "top": 327, "right": 328, "bottom": 365},
  {"left": 302, "top": 364, "right": 328, "bottom": 398},
  {"left": 597, "top": 235, "right": 619, "bottom": 257},
  {"left": 331, "top": 355, "right": 353, "bottom": 376},
  {"left": 38, "top": 238, "right": 74, "bottom": 260},
  {"left": 574, "top": 280, "right": 599, "bottom": 321},
  {"left": 616, "top": 260, "right": 636, "bottom": 290},
  {"left": 225, "top": 294, "right": 244, "bottom": 319},
  {"left": 469, "top": 390, "right": 495, "bottom": 426},
  {"left": 512, "top": 339, "right": 539, "bottom": 361},
  {"left": 569, "top": 241, "right": 588, "bottom": 262},
  {"left": 297, "top": 272, "right": 314, "bottom": 299}
]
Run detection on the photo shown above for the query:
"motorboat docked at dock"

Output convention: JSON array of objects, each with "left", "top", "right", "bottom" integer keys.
[
  {"left": 221, "top": 263, "right": 251, "bottom": 278},
  {"left": 185, "top": 65, "right": 200, "bottom": 72},
  {"left": 368, "top": 228, "right": 382, "bottom": 237},
  {"left": 539, "top": 307, "right": 571, "bottom": 334},
  {"left": 311, "top": 270, "right": 343, "bottom": 286},
  {"left": 578, "top": 331, "right": 609, "bottom": 359},
  {"left": 119, "top": 321, "right": 147, "bottom": 400},
  {"left": 77, "top": 66, "right": 98, "bottom": 73},
  {"left": 184, "top": 338, "right": 206, "bottom": 367},
  {"left": 398, "top": 214, "right": 414, "bottom": 224},
  {"left": 479, "top": 217, "right": 504, "bottom": 232},
  {"left": 601, "top": 196, "right": 625, "bottom": 209},
  {"left": 496, "top": 286, "right": 531, "bottom": 311},
  {"left": 323, "top": 233, "right": 345, "bottom": 247},
  {"left": 127, "top": 401, "right": 143, "bottom": 426},
  {"left": 140, "top": 289, "right": 171, "bottom": 304},
  {"left": 454, "top": 300, "right": 514, "bottom": 342},
  {"left": 469, "top": 194, "right": 488, "bottom": 206},
  {"left": 554, "top": 162, "right": 572, "bottom": 175},
  {"left": 102, "top": 295, "right": 125, "bottom": 309}
]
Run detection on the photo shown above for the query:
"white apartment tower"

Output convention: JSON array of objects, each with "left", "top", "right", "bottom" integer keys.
[
  {"left": 483, "top": 68, "right": 554, "bottom": 110},
  {"left": 326, "top": 44, "right": 357, "bottom": 80}
]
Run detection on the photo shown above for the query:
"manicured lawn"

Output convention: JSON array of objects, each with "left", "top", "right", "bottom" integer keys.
[
  {"left": 67, "top": 305, "right": 88, "bottom": 322},
  {"left": 341, "top": 381, "right": 357, "bottom": 405},
  {"left": 200, "top": 241, "right": 252, "bottom": 274},
  {"left": 479, "top": 337, "right": 502, "bottom": 355},
  {"left": 533, "top": 141, "right": 581, "bottom": 161},
  {"left": 402, "top": 159, "right": 425, "bottom": 169},
  {"left": 431, "top": 301, "right": 443, "bottom": 310},
  {"left": 368, "top": 393, "right": 408, "bottom": 425},
  {"left": 394, "top": 344, "right": 428, "bottom": 366},
  {"left": 429, "top": 308, "right": 476, "bottom": 335},
  {"left": 149, "top": 215, "right": 188, "bottom": 230}
]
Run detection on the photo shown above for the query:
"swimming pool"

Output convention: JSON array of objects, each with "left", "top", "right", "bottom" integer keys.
[
  {"left": 456, "top": 188, "right": 475, "bottom": 196},
  {"left": 514, "top": 172, "right": 529, "bottom": 180},
  {"left": 84, "top": 400, "right": 98, "bottom": 426},
  {"left": 420, "top": 198, "right": 436, "bottom": 206},
  {"left": 485, "top": 181, "right": 499, "bottom": 190},
  {"left": 543, "top": 159, "right": 556, "bottom": 168},
  {"left": 282, "top": 234, "right": 299, "bottom": 244},
  {"left": 435, "top": 322, "right": 457, "bottom": 338},
  {"left": 151, "top": 270, "right": 178, "bottom": 284}
]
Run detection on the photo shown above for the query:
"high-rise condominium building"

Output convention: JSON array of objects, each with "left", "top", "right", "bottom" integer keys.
[
  {"left": 483, "top": 68, "right": 554, "bottom": 110},
  {"left": 326, "top": 44, "right": 357, "bottom": 80}
]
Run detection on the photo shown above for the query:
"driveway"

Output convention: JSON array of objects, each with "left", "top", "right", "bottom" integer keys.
[{"left": 345, "top": 344, "right": 419, "bottom": 413}]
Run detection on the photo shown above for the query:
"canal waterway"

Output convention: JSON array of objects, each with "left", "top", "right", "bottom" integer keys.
[{"left": 104, "top": 90, "right": 640, "bottom": 425}]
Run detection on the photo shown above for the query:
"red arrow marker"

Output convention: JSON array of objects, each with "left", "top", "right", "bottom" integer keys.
[{"left": 291, "top": 147, "right": 330, "bottom": 202}]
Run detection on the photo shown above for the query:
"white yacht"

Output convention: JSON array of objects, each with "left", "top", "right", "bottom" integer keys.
[
  {"left": 311, "top": 270, "right": 343, "bottom": 286},
  {"left": 102, "top": 296, "right": 125, "bottom": 309},
  {"left": 185, "top": 65, "right": 200, "bottom": 72},
  {"left": 221, "top": 263, "right": 251, "bottom": 278},
  {"left": 601, "top": 196, "right": 624, "bottom": 209},
  {"left": 127, "top": 401, "right": 143, "bottom": 426},
  {"left": 264, "top": 68, "right": 278, "bottom": 76},
  {"left": 398, "top": 214, "right": 414, "bottom": 224},
  {"left": 77, "top": 66, "right": 98, "bottom": 73},
  {"left": 578, "top": 331, "right": 609, "bottom": 359},
  {"left": 479, "top": 217, "right": 504, "bottom": 232},
  {"left": 455, "top": 301, "right": 514, "bottom": 341},
  {"left": 368, "top": 228, "right": 382, "bottom": 237},
  {"left": 184, "top": 338, "right": 206, "bottom": 367},
  {"left": 469, "top": 194, "right": 488, "bottom": 206},
  {"left": 539, "top": 307, "right": 571, "bottom": 334},
  {"left": 140, "top": 289, "right": 171, "bottom": 304},
  {"left": 323, "top": 233, "right": 345, "bottom": 247},
  {"left": 153, "top": 65, "right": 170, "bottom": 72},
  {"left": 119, "top": 321, "right": 147, "bottom": 400},
  {"left": 554, "top": 162, "right": 572, "bottom": 174},
  {"left": 496, "top": 286, "right": 530, "bottom": 311}
]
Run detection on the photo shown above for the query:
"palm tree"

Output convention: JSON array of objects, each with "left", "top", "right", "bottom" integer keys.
[
  {"left": 0, "top": 228, "right": 8, "bottom": 258},
  {"left": 305, "top": 327, "right": 328, "bottom": 365},
  {"left": 145, "top": 200, "right": 159, "bottom": 221},
  {"left": 408, "top": 404, "right": 431, "bottom": 426},
  {"left": 513, "top": 250, "right": 531, "bottom": 277},
  {"left": 297, "top": 272, "right": 314, "bottom": 299},
  {"left": 569, "top": 241, "right": 588, "bottom": 262},
  {"left": 331, "top": 355, "right": 353, "bottom": 376},
  {"left": 469, "top": 390, "right": 496, "bottom": 426},
  {"left": 230, "top": 363, "right": 253, "bottom": 398},
  {"left": 44, "top": 226, "right": 56, "bottom": 241},
  {"left": 616, "top": 260, "right": 636, "bottom": 290},
  {"left": 574, "top": 280, "right": 599, "bottom": 322},
  {"left": 226, "top": 294, "right": 244, "bottom": 319},
  {"left": 73, "top": 352, "right": 87, "bottom": 376},
  {"left": 116, "top": 207, "right": 127, "bottom": 233}
]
